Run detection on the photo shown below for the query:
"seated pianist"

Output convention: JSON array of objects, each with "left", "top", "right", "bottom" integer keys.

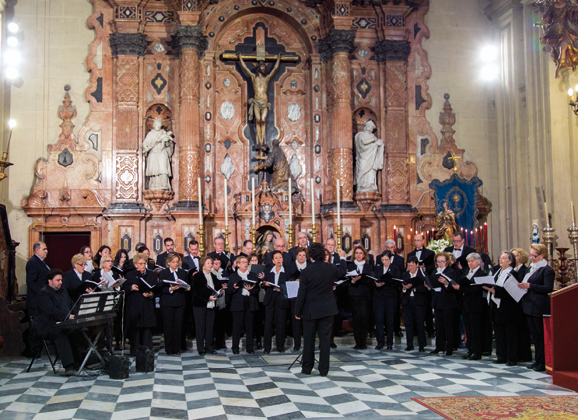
[{"left": 31, "top": 269, "right": 80, "bottom": 376}]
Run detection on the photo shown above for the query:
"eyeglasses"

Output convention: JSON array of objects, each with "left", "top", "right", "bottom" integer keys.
[
  {"left": 529, "top": 254, "right": 540, "bottom": 259},
  {"left": 136, "top": 262, "right": 146, "bottom": 266},
  {"left": 84, "top": 250, "right": 92, "bottom": 254}
]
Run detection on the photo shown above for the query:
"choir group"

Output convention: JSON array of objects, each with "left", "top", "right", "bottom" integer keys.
[{"left": 25, "top": 230, "right": 554, "bottom": 375}]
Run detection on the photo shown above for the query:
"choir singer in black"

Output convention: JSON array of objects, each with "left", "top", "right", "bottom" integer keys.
[{"left": 295, "top": 243, "right": 347, "bottom": 376}]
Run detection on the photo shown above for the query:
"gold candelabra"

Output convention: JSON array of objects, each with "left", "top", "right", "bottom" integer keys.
[
  {"left": 198, "top": 224, "right": 205, "bottom": 257},
  {"left": 286, "top": 223, "right": 293, "bottom": 249},
  {"left": 335, "top": 224, "right": 342, "bottom": 251},
  {"left": 250, "top": 226, "right": 257, "bottom": 246},
  {"left": 0, "top": 152, "right": 13, "bottom": 182},
  {"left": 223, "top": 226, "right": 231, "bottom": 252},
  {"left": 310, "top": 224, "right": 318, "bottom": 242}
]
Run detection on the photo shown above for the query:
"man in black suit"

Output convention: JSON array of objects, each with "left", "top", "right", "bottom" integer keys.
[
  {"left": 208, "top": 237, "right": 234, "bottom": 274},
  {"left": 325, "top": 238, "right": 340, "bottom": 265},
  {"left": 183, "top": 241, "right": 201, "bottom": 272},
  {"left": 32, "top": 269, "right": 78, "bottom": 376},
  {"left": 26, "top": 241, "right": 50, "bottom": 317},
  {"left": 263, "top": 238, "right": 294, "bottom": 268},
  {"left": 407, "top": 234, "right": 436, "bottom": 337},
  {"left": 295, "top": 243, "right": 347, "bottom": 376},
  {"left": 289, "top": 232, "right": 309, "bottom": 261},
  {"left": 401, "top": 256, "right": 429, "bottom": 352},
  {"left": 443, "top": 232, "right": 476, "bottom": 273},
  {"left": 156, "top": 238, "right": 183, "bottom": 269}
]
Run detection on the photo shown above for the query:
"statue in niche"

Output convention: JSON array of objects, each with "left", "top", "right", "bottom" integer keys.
[
  {"left": 537, "top": 0, "right": 578, "bottom": 77},
  {"left": 237, "top": 51, "right": 283, "bottom": 152},
  {"left": 252, "top": 139, "right": 292, "bottom": 193},
  {"left": 435, "top": 202, "right": 459, "bottom": 242},
  {"left": 142, "top": 118, "right": 174, "bottom": 191},
  {"left": 354, "top": 120, "right": 384, "bottom": 192},
  {"left": 256, "top": 230, "right": 276, "bottom": 256}
]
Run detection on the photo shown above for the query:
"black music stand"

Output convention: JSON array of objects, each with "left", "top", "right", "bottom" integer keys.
[{"left": 67, "top": 291, "right": 119, "bottom": 375}]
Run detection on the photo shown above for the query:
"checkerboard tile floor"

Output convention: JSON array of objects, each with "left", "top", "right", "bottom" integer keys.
[{"left": 0, "top": 336, "right": 575, "bottom": 420}]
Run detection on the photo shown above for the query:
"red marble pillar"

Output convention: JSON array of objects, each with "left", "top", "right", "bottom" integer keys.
[
  {"left": 172, "top": 25, "right": 208, "bottom": 208},
  {"left": 109, "top": 32, "right": 148, "bottom": 206},
  {"left": 320, "top": 30, "right": 356, "bottom": 204}
]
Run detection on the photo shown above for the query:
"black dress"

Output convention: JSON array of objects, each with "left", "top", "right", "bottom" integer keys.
[{"left": 347, "top": 261, "right": 374, "bottom": 349}]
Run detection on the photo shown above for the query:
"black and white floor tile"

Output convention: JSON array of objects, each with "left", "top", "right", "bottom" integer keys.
[{"left": 0, "top": 336, "right": 575, "bottom": 420}]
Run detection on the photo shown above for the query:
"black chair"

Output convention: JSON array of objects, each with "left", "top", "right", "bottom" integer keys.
[{"left": 27, "top": 336, "right": 58, "bottom": 374}]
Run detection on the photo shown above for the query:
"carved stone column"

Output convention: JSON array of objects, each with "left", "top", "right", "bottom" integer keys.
[
  {"left": 109, "top": 32, "right": 148, "bottom": 208},
  {"left": 320, "top": 29, "right": 356, "bottom": 204},
  {"left": 172, "top": 25, "right": 208, "bottom": 209},
  {"left": 376, "top": 40, "right": 411, "bottom": 208}
]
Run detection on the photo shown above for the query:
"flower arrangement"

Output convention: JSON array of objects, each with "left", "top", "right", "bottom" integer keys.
[{"left": 427, "top": 238, "right": 452, "bottom": 254}]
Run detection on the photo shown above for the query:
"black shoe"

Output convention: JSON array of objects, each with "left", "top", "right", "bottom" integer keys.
[
  {"left": 208, "top": 350, "right": 217, "bottom": 354},
  {"left": 293, "top": 346, "right": 300, "bottom": 352},
  {"left": 462, "top": 352, "right": 472, "bottom": 360},
  {"left": 405, "top": 346, "right": 414, "bottom": 351},
  {"left": 395, "top": 331, "right": 403, "bottom": 338},
  {"left": 482, "top": 351, "right": 492, "bottom": 356},
  {"left": 506, "top": 361, "right": 517, "bottom": 366},
  {"left": 430, "top": 349, "right": 440, "bottom": 354},
  {"left": 263, "top": 350, "right": 270, "bottom": 354},
  {"left": 445, "top": 351, "right": 453, "bottom": 356},
  {"left": 386, "top": 346, "right": 393, "bottom": 350},
  {"left": 428, "top": 333, "right": 436, "bottom": 338},
  {"left": 247, "top": 350, "right": 254, "bottom": 354},
  {"left": 198, "top": 351, "right": 205, "bottom": 356},
  {"left": 330, "top": 342, "right": 337, "bottom": 349},
  {"left": 256, "top": 341, "right": 262, "bottom": 350},
  {"left": 353, "top": 345, "right": 364, "bottom": 350},
  {"left": 419, "top": 347, "right": 425, "bottom": 352},
  {"left": 319, "top": 371, "right": 328, "bottom": 377},
  {"left": 526, "top": 362, "right": 538, "bottom": 369},
  {"left": 232, "top": 349, "right": 239, "bottom": 354},
  {"left": 277, "top": 348, "right": 285, "bottom": 353},
  {"left": 533, "top": 365, "right": 546, "bottom": 372},
  {"left": 493, "top": 359, "right": 506, "bottom": 364},
  {"left": 301, "top": 369, "right": 311, "bottom": 375},
  {"left": 468, "top": 354, "right": 481, "bottom": 360},
  {"left": 375, "top": 344, "right": 384, "bottom": 350},
  {"left": 64, "top": 365, "right": 75, "bottom": 377}
]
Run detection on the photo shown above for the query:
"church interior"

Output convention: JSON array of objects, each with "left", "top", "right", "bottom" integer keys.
[{"left": 0, "top": 0, "right": 578, "bottom": 418}]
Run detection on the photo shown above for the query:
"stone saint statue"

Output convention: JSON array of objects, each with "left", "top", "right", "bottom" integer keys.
[
  {"left": 354, "top": 120, "right": 384, "bottom": 192},
  {"left": 435, "top": 202, "right": 459, "bottom": 242},
  {"left": 252, "top": 139, "right": 292, "bottom": 193},
  {"left": 237, "top": 52, "right": 283, "bottom": 150},
  {"left": 142, "top": 119, "right": 174, "bottom": 191}
]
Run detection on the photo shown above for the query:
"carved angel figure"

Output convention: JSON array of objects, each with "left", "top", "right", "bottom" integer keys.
[{"left": 537, "top": 0, "right": 578, "bottom": 77}]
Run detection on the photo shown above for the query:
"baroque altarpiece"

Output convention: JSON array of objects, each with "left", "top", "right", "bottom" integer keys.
[{"left": 21, "top": 0, "right": 488, "bottom": 258}]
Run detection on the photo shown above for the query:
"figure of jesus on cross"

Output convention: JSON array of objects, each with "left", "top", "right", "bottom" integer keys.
[{"left": 236, "top": 50, "right": 283, "bottom": 152}]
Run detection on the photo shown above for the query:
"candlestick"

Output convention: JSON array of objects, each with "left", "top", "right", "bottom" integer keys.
[
  {"left": 286, "top": 223, "right": 293, "bottom": 249},
  {"left": 310, "top": 178, "right": 315, "bottom": 226},
  {"left": 288, "top": 177, "right": 292, "bottom": 222},
  {"left": 336, "top": 179, "right": 341, "bottom": 226},
  {"left": 224, "top": 178, "right": 228, "bottom": 229},
  {"left": 542, "top": 225, "right": 555, "bottom": 264},
  {"left": 568, "top": 225, "right": 578, "bottom": 283},
  {"left": 198, "top": 224, "right": 205, "bottom": 257},
  {"left": 223, "top": 227, "right": 231, "bottom": 253},
  {"left": 252, "top": 177, "right": 256, "bottom": 226},
  {"left": 336, "top": 224, "right": 343, "bottom": 251},
  {"left": 250, "top": 226, "right": 257, "bottom": 246},
  {"left": 311, "top": 224, "right": 318, "bottom": 242},
  {"left": 572, "top": 201, "right": 576, "bottom": 227},
  {"left": 197, "top": 177, "right": 203, "bottom": 226},
  {"left": 0, "top": 152, "right": 13, "bottom": 182}
]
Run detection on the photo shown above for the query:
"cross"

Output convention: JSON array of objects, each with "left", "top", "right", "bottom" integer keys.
[
  {"left": 449, "top": 153, "right": 461, "bottom": 173},
  {"left": 221, "top": 26, "right": 298, "bottom": 64}
]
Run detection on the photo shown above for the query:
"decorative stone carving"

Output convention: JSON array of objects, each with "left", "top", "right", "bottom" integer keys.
[
  {"left": 220, "top": 153, "right": 235, "bottom": 180},
  {"left": 388, "top": 156, "right": 410, "bottom": 204},
  {"left": 287, "top": 103, "right": 301, "bottom": 122},
  {"left": 116, "top": 57, "right": 139, "bottom": 103},
  {"left": 386, "top": 63, "right": 407, "bottom": 108},
  {"left": 375, "top": 40, "right": 411, "bottom": 63},
  {"left": 355, "top": 120, "right": 384, "bottom": 193},
  {"left": 143, "top": 119, "right": 175, "bottom": 191},
  {"left": 289, "top": 155, "right": 302, "bottom": 181},
  {"left": 109, "top": 32, "right": 147, "bottom": 57},
  {"left": 143, "top": 190, "right": 175, "bottom": 212},
  {"left": 172, "top": 25, "right": 208, "bottom": 56},
  {"left": 115, "top": 154, "right": 139, "bottom": 200},
  {"left": 319, "top": 30, "right": 357, "bottom": 58},
  {"left": 330, "top": 148, "right": 354, "bottom": 201},
  {"left": 220, "top": 101, "right": 235, "bottom": 120},
  {"left": 51, "top": 85, "right": 77, "bottom": 151}
]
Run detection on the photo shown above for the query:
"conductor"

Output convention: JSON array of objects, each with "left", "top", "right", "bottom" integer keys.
[{"left": 295, "top": 243, "right": 347, "bottom": 376}]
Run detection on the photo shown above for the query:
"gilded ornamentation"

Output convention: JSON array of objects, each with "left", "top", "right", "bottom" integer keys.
[{"left": 115, "top": 154, "right": 138, "bottom": 200}]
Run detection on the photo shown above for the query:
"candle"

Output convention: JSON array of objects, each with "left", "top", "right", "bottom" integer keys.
[
  {"left": 224, "top": 178, "right": 228, "bottom": 228},
  {"left": 336, "top": 179, "right": 341, "bottom": 226},
  {"left": 484, "top": 223, "right": 488, "bottom": 253},
  {"left": 465, "top": 229, "right": 468, "bottom": 246},
  {"left": 470, "top": 230, "right": 473, "bottom": 246},
  {"left": 288, "top": 177, "right": 292, "bottom": 222},
  {"left": 475, "top": 228, "right": 478, "bottom": 247},
  {"left": 198, "top": 177, "right": 202, "bottom": 227},
  {"left": 310, "top": 178, "right": 315, "bottom": 227},
  {"left": 251, "top": 177, "right": 256, "bottom": 226},
  {"left": 544, "top": 201, "right": 550, "bottom": 227},
  {"left": 572, "top": 201, "right": 576, "bottom": 227}
]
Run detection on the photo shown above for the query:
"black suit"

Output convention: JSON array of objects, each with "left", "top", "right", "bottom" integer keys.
[
  {"left": 227, "top": 271, "right": 260, "bottom": 352},
  {"left": 263, "top": 267, "right": 291, "bottom": 352},
  {"left": 407, "top": 248, "right": 435, "bottom": 274},
  {"left": 26, "top": 255, "right": 50, "bottom": 316},
  {"left": 182, "top": 254, "right": 199, "bottom": 272},
  {"left": 190, "top": 270, "right": 223, "bottom": 353},
  {"left": 347, "top": 261, "right": 374, "bottom": 348},
  {"left": 522, "top": 265, "right": 555, "bottom": 368},
  {"left": 489, "top": 267, "right": 523, "bottom": 363},
  {"left": 286, "top": 262, "right": 305, "bottom": 350},
  {"left": 429, "top": 267, "right": 458, "bottom": 352},
  {"left": 456, "top": 267, "right": 487, "bottom": 356},
  {"left": 295, "top": 260, "right": 344, "bottom": 375},
  {"left": 514, "top": 264, "right": 532, "bottom": 361},
  {"left": 159, "top": 268, "right": 190, "bottom": 354},
  {"left": 208, "top": 251, "right": 235, "bottom": 273},
  {"left": 379, "top": 252, "right": 406, "bottom": 273},
  {"left": 122, "top": 269, "right": 160, "bottom": 355},
  {"left": 32, "top": 285, "right": 77, "bottom": 369},
  {"left": 63, "top": 269, "right": 95, "bottom": 302},
  {"left": 443, "top": 246, "right": 476, "bottom": 271},
  {"left": 372, "top": 265, "right": 402, "bottom": 348},
  {"left": 401, "top": 269, "right": 429, "bottom": 349}
]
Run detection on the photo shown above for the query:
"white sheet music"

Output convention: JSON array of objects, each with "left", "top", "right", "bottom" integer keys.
[
  {"left": 346, "top": 271, "right": 360, "bottom": 277},
  {"left": 474, "top": 276, "right": 496, "bottom": 285},
  {"left": 503, "top": 276, "right": 527, "bottom": 302},
  {"left": 286, "top": 281, "right": 300, "bottom": 299}
]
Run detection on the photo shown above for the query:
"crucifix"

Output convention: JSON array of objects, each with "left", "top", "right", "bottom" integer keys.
[
  {"left": 449, "top": 153, "right": 461, "bottom": 173},
  {"left": 222, "top": 26, "right": 297, "bottom": 162}
]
